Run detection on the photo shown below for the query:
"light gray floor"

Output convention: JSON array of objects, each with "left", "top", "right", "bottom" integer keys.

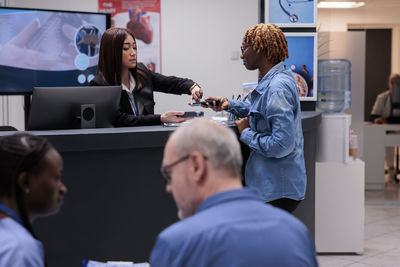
[{"left": 317, "top": 181, "right": 400, "bottom": 267}]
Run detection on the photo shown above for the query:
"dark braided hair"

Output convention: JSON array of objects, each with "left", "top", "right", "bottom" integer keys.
[
  {"left": 243, "top": 23, "right": 289, "bottom": 64},
  {"left": 0, "top": 133, "right": 52, "bottom": 239}
]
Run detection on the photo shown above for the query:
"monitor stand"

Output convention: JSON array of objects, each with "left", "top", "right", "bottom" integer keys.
[{"left": 24, "top": 94, "right": 31, "bottom": 130}]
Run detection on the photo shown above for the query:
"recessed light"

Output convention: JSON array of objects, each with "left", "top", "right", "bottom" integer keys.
[{"left": 318, "top": 1, "right": 365, "bottom": 8}]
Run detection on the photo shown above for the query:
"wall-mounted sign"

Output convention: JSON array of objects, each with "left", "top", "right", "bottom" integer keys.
[
  {"left": 265, "top": 0, "right": 317, "bottom": 28},
  {"left": 284, "top": 32, "right": 317, "bottom": 101},
  {"left": 98, "top": 0, "right": 161, "bottom": 72}
]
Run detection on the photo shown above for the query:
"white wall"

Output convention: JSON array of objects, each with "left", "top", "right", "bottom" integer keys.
[
  {"left": 318, "top": 6, "right": 400, "bottom": 73},
  {"left": 156, "top": 0, "right": 258, "bottom": 116},
  {"left": 1, "top": 0, "right": 258, "bottom": 129}
]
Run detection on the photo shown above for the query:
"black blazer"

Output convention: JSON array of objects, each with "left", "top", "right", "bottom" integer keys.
[{"left": 90, "top": 63, "right": 194, "bottom": 126}]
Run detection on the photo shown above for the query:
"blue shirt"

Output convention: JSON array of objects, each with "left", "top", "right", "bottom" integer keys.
[
  {"left": 228, "top": 62, "right": 307, "bottom": 202},
  {"left": 150, "top": 188, "right": 318, "bottom": 267},
  {"left": 0, "top": 218, "right": 44, "bottom": 267}
]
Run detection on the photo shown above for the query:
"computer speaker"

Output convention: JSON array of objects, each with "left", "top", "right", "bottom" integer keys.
[{"left": 81, "top": 104, "right": 95, "bottom": 129}]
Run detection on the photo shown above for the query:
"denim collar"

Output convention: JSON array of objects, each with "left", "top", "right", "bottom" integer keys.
[{"left": 254, "top": 62, "right": 286, "bottom": 95}]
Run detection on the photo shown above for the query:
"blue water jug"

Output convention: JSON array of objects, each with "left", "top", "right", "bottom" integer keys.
[{"left": 317, "top": 59, "right": 351, "bottom": 113}]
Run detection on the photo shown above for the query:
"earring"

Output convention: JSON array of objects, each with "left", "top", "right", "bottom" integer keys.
[{"left": 25, "top": 188, "right": 30, "bottom": 194}]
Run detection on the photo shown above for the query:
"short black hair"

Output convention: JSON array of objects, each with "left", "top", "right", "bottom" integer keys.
[{"left": 0, "top": 133, "right": 51, "bottom": 197}]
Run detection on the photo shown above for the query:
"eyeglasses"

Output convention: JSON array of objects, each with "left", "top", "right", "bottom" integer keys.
[
  {"left": 240, "top": 44, "right": 253, "bottom": 53},
  {"left": 160, "top": 155, "right": 190, "bottom": 184}
]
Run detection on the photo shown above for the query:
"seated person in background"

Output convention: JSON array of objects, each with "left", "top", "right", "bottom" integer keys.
[
  {"left": 90, "top": 27, "right": 203, "bottom": 126},
  {"left": 370, "top": 73, "right": 400, "bottom": 183},
  {"left": 370, "top": 73, "right": 400, "bottom": 124},
  {"left": 0, "top": 133, "right": 67, "bottom": 267},
  {"left": 150, "top": 119, "right": 318, "bottom": 267}
]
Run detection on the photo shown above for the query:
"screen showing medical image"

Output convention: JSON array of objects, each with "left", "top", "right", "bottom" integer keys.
[
  {"left": 75, "top": 25, "right": 101, "bottom": 57},
  {"left": 284, "top": 33, "right": 317, "bottom": 100},
  {"left": 265, "top": 0, "right": 316, "bottom": 27},
  {"left": 0, "top": 8, "right": 109, "bottom": 94}
]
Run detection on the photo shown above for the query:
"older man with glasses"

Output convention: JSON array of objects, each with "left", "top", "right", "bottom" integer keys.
[{"left": 151, "top": 118, "right": 318, "bottom": 267}]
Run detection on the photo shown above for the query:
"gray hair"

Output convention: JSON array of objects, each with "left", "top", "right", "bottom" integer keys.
[{"left": 171, "top": 119, "right": 242, "bottom": 178}]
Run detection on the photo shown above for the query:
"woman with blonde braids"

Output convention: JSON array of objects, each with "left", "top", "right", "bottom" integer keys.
[{"left": 204, "top": 23, "right": 306, "bottom": 213}]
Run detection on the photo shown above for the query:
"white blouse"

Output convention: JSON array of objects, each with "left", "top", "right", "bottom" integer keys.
[{"left": 121, "top": 73, "right": 144, "bottom": 115}]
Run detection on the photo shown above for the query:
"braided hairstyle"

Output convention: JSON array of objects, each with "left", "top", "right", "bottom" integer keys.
[
  {"left": 243, "top": 23, "right": 289, "bottom": 64},
  {"left": 0, "top": 133, "right": 52, "bottom": 238}
]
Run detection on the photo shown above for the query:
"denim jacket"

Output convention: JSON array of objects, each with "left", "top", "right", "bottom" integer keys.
[{"left": 228, "top": 62, "right": 306, "bottom": 202}]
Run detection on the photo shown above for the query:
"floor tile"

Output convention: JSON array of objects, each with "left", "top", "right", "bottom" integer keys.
[
  {"left": 346, "top": 262, "right": 376, "bottom": 266},
  {"left": 358, "top": 248, "right": 400, "bottom": 266},
  {"left": 318, "top": 183, "right": 400, "bottom": 267},
  {"left": 317, "top": 255, "right": 356, "bottom": 267}
]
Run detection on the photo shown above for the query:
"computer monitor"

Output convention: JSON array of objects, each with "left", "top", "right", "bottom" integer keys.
[
  {"left": 392, "top": 82, "right": 400, "bottom": 107},
  {"left": 0, "top": 7, "right": 110, "bottom": 95},
  {"left": 389, "top": 82, "right": 400, "bottom": 123},
  {"left": 27, "top": 86, "right": 122, "bottom": 130}
]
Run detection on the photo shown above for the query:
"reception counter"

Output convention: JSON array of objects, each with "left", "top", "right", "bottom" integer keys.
[{"left": 1, "top": 112, "right": 321, "bottom": 266}]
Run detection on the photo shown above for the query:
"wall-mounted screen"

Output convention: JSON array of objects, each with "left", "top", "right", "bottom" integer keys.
[
  {"left": 0, "top": 7, "right": 110, "bottom": 95},
  {"left": 284, "top": 32, "right": 317, "bottom": 101},
  {"left": 265, "top": 0, "right": 317, "bottom": 28}
]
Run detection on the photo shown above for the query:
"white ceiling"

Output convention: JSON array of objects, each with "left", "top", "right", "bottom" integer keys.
[{"left": 318, "top": 0, "right": 400, "bottom": 8}]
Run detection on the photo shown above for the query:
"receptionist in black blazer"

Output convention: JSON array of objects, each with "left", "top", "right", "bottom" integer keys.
[{"left": 89, "top": 27, "right": 203, "bottom": 127}]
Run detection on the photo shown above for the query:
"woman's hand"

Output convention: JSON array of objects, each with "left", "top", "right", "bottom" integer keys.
[
  {"left": 161, "top": 111, "right": 191, "bottom": 123},
  {"left": 190, "top": 85, "right": 203, "bottom": 104},
  {"left": 202, "top": 97, "right": 229, "bottom": 112},
  {"left": 235, "top": 117, "right": 250, "bottom": 134}
]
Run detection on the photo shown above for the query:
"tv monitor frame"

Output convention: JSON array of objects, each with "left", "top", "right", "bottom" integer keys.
[
  {"left": 27, "top": 86, "right": 122, "bottom": 130},
  {"left": 0, "top": 7, "right": 111, "bottom": 95},
  {"left": 264, "top": 0, "right": 317, "bottom": 28},
  {"left": 392, "top": 82, "right": 400, "bottom": 107},
  {"left": 284, "top": 32, "right": 317, "bottom": 101}
]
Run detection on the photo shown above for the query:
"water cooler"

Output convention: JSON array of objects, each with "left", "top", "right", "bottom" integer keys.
[
  {"left": 316, "top": 59, "right": 353, "bottom": 163},
  {"left": 315, "top": 60, "right": 365, "bottom": 254},
  {"left": 317, "top": 59, "right": 351, "bottom": 113},
  {"left": 316, "top": 113, "right": 351, "bottom": 163}
]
